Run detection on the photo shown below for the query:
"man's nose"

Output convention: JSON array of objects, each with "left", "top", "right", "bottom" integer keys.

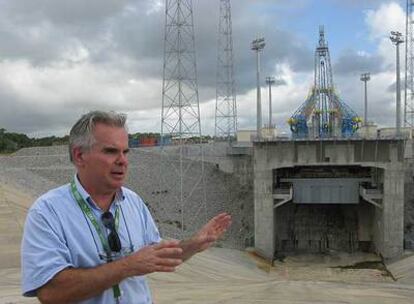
[{"left": 117, "top": 152, "right": 128, "bottom": 165}]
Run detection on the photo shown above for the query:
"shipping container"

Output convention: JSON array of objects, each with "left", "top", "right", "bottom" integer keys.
[
  {"left": 139, "top": 137, "right": 157, "bottom": 147},
  {"left": 128, "top": 138, "right": 139, "bottom": 148}
]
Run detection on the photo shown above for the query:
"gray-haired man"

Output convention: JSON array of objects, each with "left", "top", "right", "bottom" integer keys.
[{"left": 21, "top": 110, "right": 231, "bottom": 304}]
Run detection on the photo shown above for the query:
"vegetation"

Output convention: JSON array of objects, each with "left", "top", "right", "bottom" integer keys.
[
  {"left": 0, "top": 128, "right": 69, "bottom": 153},
  {"left": 129, "top": 132, "right": 161, "bottom": 139},
  {"left": 0, "top": 129, "right": 214, "bottom": 153}
]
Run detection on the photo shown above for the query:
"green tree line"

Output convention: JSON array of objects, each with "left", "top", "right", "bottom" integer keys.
[
  {"left": 0, "top": 128, "right": 69, "bottom": 153},
  {"left": 0, "top": 129, "right": 214, "bottom": 153}
]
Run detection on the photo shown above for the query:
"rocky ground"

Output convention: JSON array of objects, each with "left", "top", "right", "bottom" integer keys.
[
  {"left": 1, "top": 144, "right": 414, "bottom": 303},
  {"left": 0, "top": 144, "right": 254, "bottom": 248}
]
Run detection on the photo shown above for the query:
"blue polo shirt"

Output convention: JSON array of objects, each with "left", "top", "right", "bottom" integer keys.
[{"left": 21, "top": 175, "right": 161, "bottom": 304}]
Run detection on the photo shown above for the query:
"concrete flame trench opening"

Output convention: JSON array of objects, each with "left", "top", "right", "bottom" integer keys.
[
  {"left": 274, "top": 165, "right": 381, "bottom": 254},
  {"left": 253, "top": 139, "right": 406, "bottom": 260}
]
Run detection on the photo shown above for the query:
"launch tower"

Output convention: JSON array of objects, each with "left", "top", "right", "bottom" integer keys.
[{"left": 288, "top": 26, "right": 361, "bottom": 139}]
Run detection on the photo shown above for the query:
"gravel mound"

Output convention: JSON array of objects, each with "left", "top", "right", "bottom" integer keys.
[{"left": 0, "top": 144, "right": 254, "bottom": 249}]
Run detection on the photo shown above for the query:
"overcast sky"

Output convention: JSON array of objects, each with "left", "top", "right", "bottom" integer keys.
[{"left": 0, "top": 0, "right": 407, "bottom": 137}]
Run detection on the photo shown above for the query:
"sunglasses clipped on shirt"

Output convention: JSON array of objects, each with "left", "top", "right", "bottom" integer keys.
[
  {"left": 101, "top": 211, "right": 122, "bottom": 253},
  {"left": 88, "top": 206, "right": 134, "bottom": 262}
]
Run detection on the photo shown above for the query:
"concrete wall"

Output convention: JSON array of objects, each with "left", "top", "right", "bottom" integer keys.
[
  {"left": 253, "top": 145, "right": 274, "bottom": 258},
  {"left": 232, "top": 155, "right": 253, "bottom": 187},
  {"left": 404, "top": 163, "right": 414, "bottom": 248},
  {"left": 379, "top": 165, "right": 405, "bottom": 257},
  {"left": 253, "top": 139, "right": 407, "bottom": 260}
]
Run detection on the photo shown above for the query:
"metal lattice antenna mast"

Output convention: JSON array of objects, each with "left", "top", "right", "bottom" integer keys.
[
  {"left": 405, "top": 0, "right": 414, "bottom": 127},
  {"left": 215, "top": 0, "right": 237, "bottom": 141},
  {"left": 315, "top": 25, "right": 335, "bottom": 137},
  {"left": 160, "top": 0, "right": 206, "bottom": 239},
  {"left": 391, "top": 31, "right": 404, "bottom": 137}
]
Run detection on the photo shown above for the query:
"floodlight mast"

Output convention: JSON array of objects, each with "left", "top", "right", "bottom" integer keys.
[
  {"left": 265, "top": 76, "right": 276, "bottom": 128},
  {"left": 360, "top": 73, "right": 371, "bottom": 127},
  {"left": 390, "top": 31, "right": 404, "bottom": 137},
  {"left": 251, "top": 37, "right": 265, "bottom": 138}
]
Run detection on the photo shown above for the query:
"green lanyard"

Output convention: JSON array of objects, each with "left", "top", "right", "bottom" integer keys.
[{"left": 70, "top": 179, "right": 121, "bottom": 300}]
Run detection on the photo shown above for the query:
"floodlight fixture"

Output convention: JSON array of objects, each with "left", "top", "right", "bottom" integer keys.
[
  {"left": 251, "top": 38, "right": 265, "bottom": 51},
  {"left": 390, "top": 31, "right": 404, "bottom": 44}
]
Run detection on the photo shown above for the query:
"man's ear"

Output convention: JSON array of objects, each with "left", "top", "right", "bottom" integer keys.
[{"left": 72, "top": 146, "right": 85, "bottom": 167}]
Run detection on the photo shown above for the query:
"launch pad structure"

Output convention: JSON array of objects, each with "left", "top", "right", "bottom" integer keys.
[
  {"left": 252, "top": 138, "right": 409, "bottom": 260},
  {"left": 251, "top": 27, "right": 412, "bottom": 261}
]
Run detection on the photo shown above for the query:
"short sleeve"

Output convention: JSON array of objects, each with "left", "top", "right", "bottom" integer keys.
[
  {"left": 142, "top": 202, "right": 162, "bottom": 245},
  {"left": 21, "top": 205, "right": 74, "bottom": 297}
]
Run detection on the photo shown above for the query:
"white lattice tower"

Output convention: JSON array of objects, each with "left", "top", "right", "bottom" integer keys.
[
  {"left": 405, "top": 0, "right": 414, "bottom": 127},
  {"left": 160, "top": 0, "right": 206, "bottom": 239},
  {"left": 215, "top": 0, "right": 237, "bottom": 141}
]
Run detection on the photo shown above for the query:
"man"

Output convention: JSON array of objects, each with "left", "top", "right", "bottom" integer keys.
[{"left": 21, "top": 111, "right": 231, "bottom": 304}]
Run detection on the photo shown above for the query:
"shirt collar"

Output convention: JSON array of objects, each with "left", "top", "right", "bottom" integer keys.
[{"left": 73, "top": 174, "right": 125, "bottom": 211}]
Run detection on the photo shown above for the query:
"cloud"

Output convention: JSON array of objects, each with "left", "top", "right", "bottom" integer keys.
[
  {"left": 333, "top": 49, "right": 385, "bottom": 75},
  {"left": 335, "top": 71, "right": 397, "bottom": 127},
  {"left": 0, "top": 1, "right": 168, "bottom": 135},
  {"left": 365, "top": 2, "right": 405, "bottom": 41},
  {"left": 232, "top": 63, "right": 312, "bottom": 134},
  {"left": 361, "top": 2, "right": 405, "bottom": 72},
  {"left": 0, "top": 0, "right": 406, "bottom": 136},
  {"left": 0, "top": 59, "right": 162, "bottom": 135},
  {"left": 4, "top": 0, "right": 130, "bottom": 26},
  {"left": 185, "top": 0, "right": 313, "bottom": 97},
  {"left": 355, "top": 1, "right": 406, "bottom": 128},
  {"left": 331, "top": 0, "right": 393, "bottom": 8}
]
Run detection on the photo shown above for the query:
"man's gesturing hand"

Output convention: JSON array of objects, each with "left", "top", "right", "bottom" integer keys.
[
  {"left": 121, "top": 213, "right": 231, "bottom": 277},
  {"left": 123, "top": 240, "right": 183, "bottom": 277},
  {"left": 180, "top": 212, "right": 232, "bottom": 260}
]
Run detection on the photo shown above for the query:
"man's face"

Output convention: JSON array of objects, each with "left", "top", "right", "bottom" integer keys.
[{"left": 75, "top": 123, "right": 129, "bottom": 194}]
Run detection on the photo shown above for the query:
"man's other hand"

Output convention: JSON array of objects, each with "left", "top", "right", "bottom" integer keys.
[{"left": 123, "top": 240, "right": 183, "bottom": 276}]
